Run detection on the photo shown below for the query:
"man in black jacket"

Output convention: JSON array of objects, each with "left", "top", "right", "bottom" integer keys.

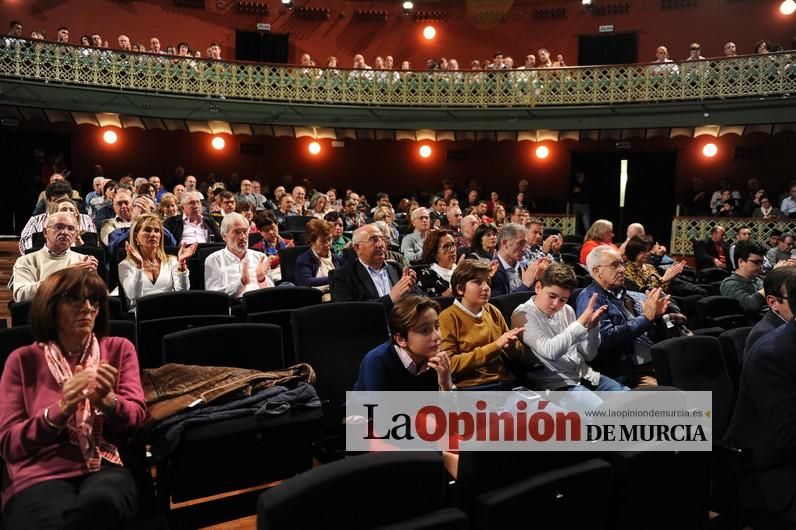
[
  {"left": 164, "top": 191, "right": 222, "bottom": 244},
  {"left": 330, "top": 224, "right": 418, "bottom": 309},
  {"left": 726, "top": 275, "right": 796, "bottom": 524},
  {"left": 693, "top": 225, "right": 730, "bottom": 271},
  {"left": 744, "top": 265, "right": 796, "bottom": 359}
]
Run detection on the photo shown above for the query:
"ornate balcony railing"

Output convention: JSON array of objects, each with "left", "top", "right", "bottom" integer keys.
[
  {"left": 670, "top": 216, "right": 796, "bottom": 256},
  {"left": 1, "top": 38, "right": 795, "bottom": 108}
]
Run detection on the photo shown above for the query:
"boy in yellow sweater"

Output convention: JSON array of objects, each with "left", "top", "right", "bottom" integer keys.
[{"left": 439, "top": 259, "right": 525, "bottom": 389}]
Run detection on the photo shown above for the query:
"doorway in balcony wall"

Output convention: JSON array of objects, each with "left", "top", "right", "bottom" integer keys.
[
  {"left": 578, "top": 32, "right": 638, "bottom": 66},
  {"left": 235, "top": 30, "right": 289, "bottom": 63},
  {"left": 571, "top": 151, "right": 676, "bottom": 248}
]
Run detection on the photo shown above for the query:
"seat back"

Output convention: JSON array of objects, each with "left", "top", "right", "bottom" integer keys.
[
  {"left": 8, "top": 300, "right": 32, "bottom": 327},
  {"left": 242, "top": 286, "right": 322, "bottom": 316},
  {"left": 431, "top": 296, "right": 455, "bottom": 312},
  {"left": 136, "top": 314, "right": 237, "bottom": 368},
  {"left": 285, "top": 216, "right": 316, "bottom": 233},
  {"left": 695, "top": 296, "right": 745, "bottom": 329},
  {"left": 109, "top": 320, "right": 136, "bottom": 344},
  {"left": 490, "top": 292, "right": 533, "bottom": 326},
  {"left": 651, "top": 335, "right": 735, "bottom": 439},
  {"left": 291, "top": 302, "right": 389, "bottom": 412},
  {"left": 163, "top": 323, "right": 284, "bottom": 370},
  {"left": 472, "top": 459, "right": 613, "bottom": 530},
  {"left": 0, "top": 326, "right": 34, "bottom": 359},
  {"left": 697, "top": 267, "right": 730, "bottom": 284},
  {"left": 278, "top": 246, "right": 310, "bottom": 284},
  {"left": 191, "top": 243, "right": 226, "bottom": 290},
  {"left": 718, "top": 326, "right": 752, "bottom": 390},
  {"left": 136, "top": 291, "right": 230, "bottom": 321},
  {"left": 247, "top": 309, "right": 296, "bottom": 365},
  {"left": 257, "top": 452, "right": 455, "bottom": 530}
]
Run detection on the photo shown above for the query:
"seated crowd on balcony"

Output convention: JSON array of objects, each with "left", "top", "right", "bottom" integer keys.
[{"left": 5, "top": 19, "right": 786, "bottom": 72}]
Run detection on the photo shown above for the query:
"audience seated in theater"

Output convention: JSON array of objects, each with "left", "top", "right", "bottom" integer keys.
[
  {"left": 291, "top": 186, "right": 308, "bottom": 216},
  {"left": 623, "top": 237, "right": 693, "bottom": 296},
  {"left": 295, "top": 219, "right": 344, "bottom": 302},
  {"left": 330, "top": 224, "right": 418, "bottom": 309},
  {"left": 20, "top": 181, "right": 95, "bottom": 255},
  {"left": 236, "top": 179, "right": 265, "bottom": 211},
  {"left": 251, "top": 213, "right": 293, "bottom": 277},
  {"left": 183, "top": 175, "right": 204, "bottom": 200},
  {"left": 373, "top": 221, "right": 409, "bottom": 267},
  {"left": 719, "top": 240, "right": 767, "bottom": 318},
  {"left": 780, "top": 184, "right": 796, "bottom": 217},
  {"left": 625, "top": 222, "right": 672, "bottom": 267},
  {"left": 456, "top": 214, "right": 480, "bottom": 250},
  {"left": 11, "top": 212, "right": 99, "bottom": 302},
  {"left": 439, "top": 259, "right": 524, "bottom": 390},
  {"left": 118, "top": 213, "right": 196, "bottom": 311},
  {"left": 323, "top": 211, "right": 350, "bottom": 256},
  {"left": 752, "top": 195, "right": 784, "bottom": 219},
  {"left": 372, "top": 206, "right": 400, "bottom": 247},
  {"left": 416, "top": 230, "right": 457, "bottom": 297},
  {"left": 446, "top": 206, "right": 463, "bottom": 236},
  {"left": 725, "top": 275, "right": 796, "bottom": 525},
  {"left": 429, "top": 197, "right": 447, "bottom": 229},
  {"left": 766, "top": 233, "right": 796, "bottom": 267},
  {"left": 523, "top": 219, "right": 562, "bottom": 265},
  {"left": 728, "top": 226, "right": 752, "bottom": 271},
  {"left": 32, "top": 173, "right": 83, "bottom": 214},
  {"left": 204, "top": 212, "right": 274, "bottom": 299},
  {"left": 85, "top": 176, "right": 107, "bottom": 215},
  {"left": 515, "top": 263, "right": 627, "bottom": 402},
  {"left": 744, "top": 265, "right": 796, "bottom": 360},
  {"left": 163, "top": 191, "right": 222, "bottom": 245},
  {"left": 49, "top": 198, "right": 98, "bottom": 248},
  {"left": 271, "top": 194, "right": 296, "bottom": 227},
  {"left": 693, "top": 225, "right": 730, "bottom": 271},
  {"left": 218, "top": 191, "right": 237, "bottom": 218},
  {"left": 766, "top": 229, "right": 784, "bottom": 251},
  {"left": 158, "top": 192, "right": 180, "bottom": 221},
  {"left": 107, "top": 195, "right": 176, "bottom": 257},
  {"left": 466, "top": 223, "right": 499, "bottom": 263},
  {"left": 99, "top": 189, "right": 134, "bottom": 247},
  {"left": 236, "top": 201, "right": 257, "bottom": 233},
  {"left": 577, "top": 245, "right": 669, "bottom": 387},
  {"left": 579, "top": 219, "right": 624, "bottom": 265},
  {"left": 491, "top": 223, "right": 546, "bottom": 297},
  {"left": 354, "top": 295, "right": 453, "bottom": 391},
  {"left": 400, "top": 207, "right": 432, "bottom": 264},
  {"left": 710, "top": 179, "right": 741, "bottom": 215},
  {"left": 0, "top": 268, "right": 145, "bottom": 530},
  {"left": 715, "top": 189, "right": 739, "bottom": 217},
  {"left": 93, "top": 179, "right": 117, "bottom": 226}
]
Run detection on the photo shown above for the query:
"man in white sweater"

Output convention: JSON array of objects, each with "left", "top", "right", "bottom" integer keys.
[
  {"left": 12, "top": 212, "right": 98, "bottom": 302},
  {"left": 513, "top": 263, "right": 626, "bottom": 403}
]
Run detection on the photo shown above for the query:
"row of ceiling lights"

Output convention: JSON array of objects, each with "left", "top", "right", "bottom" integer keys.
[{"left": 101, "top": 129, "right": 720, "bottom": 159}]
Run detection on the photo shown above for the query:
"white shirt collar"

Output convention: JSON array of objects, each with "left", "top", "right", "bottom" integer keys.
[{"left": 454, "top": 298, "right": 483, "bottom": 319}]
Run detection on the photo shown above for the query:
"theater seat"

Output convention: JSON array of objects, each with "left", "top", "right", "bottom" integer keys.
[
  {"left": 490, "top": 292, "right": 533, "bottom": 326},
  {"left": 257, "top": 452, "right": 467, "bottom": 530},
  {"left": 241, "top": 286, "right": 322, "bottom": 317},
  {"left": 162, "top": 323, "right": 285, "bottom": 370}
]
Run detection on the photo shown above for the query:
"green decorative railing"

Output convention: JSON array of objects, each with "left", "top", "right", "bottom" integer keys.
[
  {"left": 670, "top": 216, "right": 796, "bottom": 256},
  {"left": 1, "top": 38, "right": 795, "bottom": 107}
]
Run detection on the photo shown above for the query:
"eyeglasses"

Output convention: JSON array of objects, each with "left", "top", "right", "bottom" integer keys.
[
  {"left": 440, "top": 242, "right": 457, "bottom": 250},
  {"left": 359, "top": 236, "right": 389, "bottom": 245},
  {"left": 61, "top": 293, "right": 101, "bottom": 309},
  {"left": 598, "top": 260, "right": 625, "bottom": 270},
  {"left": 46, "top": 223, "right": 77, "bottom": 233},
  {"left": 184, "top": 200, "right": 202, "bottom": 206},
  {"left": 746, "top": 259, "right": 764, "bottom": 265}
]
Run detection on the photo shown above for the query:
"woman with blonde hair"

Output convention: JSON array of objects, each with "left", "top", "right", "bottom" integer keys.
[
  {"left": 158, "top": 192, "right": 180, "bottom": 220},
  {"left": 118, "top": 213, "right": 196, "bottom": 311},
  {"left": 579, "top": 219, "right": 624, "bottom": 265},
  {"left": 373, "top": 206, "right": 400, "bottom": 247}
]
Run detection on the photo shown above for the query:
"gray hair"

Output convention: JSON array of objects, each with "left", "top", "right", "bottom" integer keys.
[
  {"left": 372, "top": 220, "right": 391, "bottom": 239},
  {"left": 411, "top": 207, "right": 429, "bottom": 221},
  {"left": 586, "top": 245, "right": 621, "bottom": 278},
  {"left": 180, "top": 190, "right": 201, "bottom": 205},
  {"left": 220, "top": 212, "right": 248, "bottom": 235},
  {"left": 498, "top": 222, "right": 527, "bottom": 244}
]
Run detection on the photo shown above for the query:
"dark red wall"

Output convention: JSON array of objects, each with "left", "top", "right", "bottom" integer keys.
[
  {"left": 36, "top": 123, "right": 796, "bottom": 205},
  {"left": 2, "top": 0, "right": 792, "bottom": 67}
]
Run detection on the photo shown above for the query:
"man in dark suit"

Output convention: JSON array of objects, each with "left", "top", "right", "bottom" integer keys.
[
  {"left": 330, "top": 224, "right": 418, "bottom": 309},
  {"left": 725, "top": 275, "right": 796, "bottom": 524},
  {"left": 490, "top": 223, "right": 542, "bottom": 297},
  {"left": 744, "top": 266, "right": 796, "bottom": 360},
  {"left": 164, "top": 190, "right": 222, "bottom": 244},
  {"left": 693, "top": 225, "right": 730, "bottom": 271}
]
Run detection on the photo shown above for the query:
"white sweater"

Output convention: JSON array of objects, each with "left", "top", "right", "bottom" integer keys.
[
  {"left": 12, "top": 247, "right": 86, "bottom": 302},
  {"left": 514, "top": 298, "right": 601, "bottom": 389},
  {"left": 118, "top": 256, "right": 190, "bottom": 311}
]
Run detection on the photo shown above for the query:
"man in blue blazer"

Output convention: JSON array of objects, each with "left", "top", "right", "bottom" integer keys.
[{"left": 490, "top": 223, "right": 539, "bottom": 297}]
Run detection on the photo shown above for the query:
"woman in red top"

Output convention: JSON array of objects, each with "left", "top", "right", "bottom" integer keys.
[
  {"left": 579, "top": 219, "right": 626, "bottom": 264},
  {"left": 0, "top": 268, "right": 145, "bottom": 529}
]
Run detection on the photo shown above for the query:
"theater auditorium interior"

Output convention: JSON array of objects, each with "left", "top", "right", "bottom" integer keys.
[{"left": 0, "top": 0, "right": 795, "bottom": 528}]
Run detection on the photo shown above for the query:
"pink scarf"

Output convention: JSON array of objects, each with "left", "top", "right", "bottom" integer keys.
[{"left": 43, "top": 335, "right": 122, "bottom": 471}]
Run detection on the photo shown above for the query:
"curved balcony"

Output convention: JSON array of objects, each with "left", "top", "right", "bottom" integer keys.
[
  {"left": 670, "top": 217, "right": 796, "bottom": 256},
  {"left": 2, "top": 38, "right": 796, "bottom": 128}
]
